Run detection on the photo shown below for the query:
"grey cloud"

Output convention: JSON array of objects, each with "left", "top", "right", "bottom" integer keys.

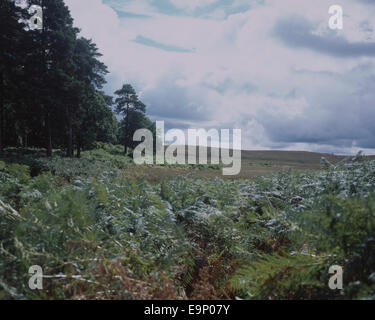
[
  {"left": 254, "top": 64, "right": 375, "bottom": 149},
  {"left": 273, "top": 15, "right": 375, "bottom": 58},
  {"left": 142, "top": 77, "right": 211, "bottom": 123},
  {"left": 358, "top": 0, "right": 375, "bottom": 4},
  {"left": 202, "top": 76, "right": 257, "bottom": 94}
]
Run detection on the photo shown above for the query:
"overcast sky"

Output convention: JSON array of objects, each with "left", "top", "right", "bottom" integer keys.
[{"left": 64, "top": 0, "right": 375, "bottom": 155}]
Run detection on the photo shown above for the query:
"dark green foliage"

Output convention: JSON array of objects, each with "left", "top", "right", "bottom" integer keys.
[
  {"left": 114, "top": 84, "right": 149, "bottom": 155},
  {"left": 1, "top": 149, "right": 374, "bottom": 299},
  {"left": 0, "top": 0, "right": 29, "bottom": 155},
  {"left": 0, "top": 1, "right": 123, "bottom": 157}
]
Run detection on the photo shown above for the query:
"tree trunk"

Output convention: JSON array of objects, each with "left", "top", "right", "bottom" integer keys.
[
  {"left": 45, "top": 111, "right": 52, "bottom": 157},
  {"left": 41, "top": 1, "right": 52, "bottom": 158},
  {"left": 124, "top": 102, "right": 129, "bottom": 155},
  {"left": 66, "top": 109, "right": 73, "bottom": 157},
  {"left": 67, "top": 127, "right": 73, "bottom": 157},
  {"left": 76, "top": 135, "right": 81, "bottom": 158},
  {"left": 23, "top": 133, "right": 28, "bottom": 148},
  {"left": 0, "top": 71, "right": 3, "bottom": 156}
]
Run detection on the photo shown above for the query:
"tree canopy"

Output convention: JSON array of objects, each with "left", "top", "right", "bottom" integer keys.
[
  {"left": 114, "top": 84, "right": 148, "bottom": 155},
  {"left": 0, "top": 0, "right": 154, "bottom": 158}
]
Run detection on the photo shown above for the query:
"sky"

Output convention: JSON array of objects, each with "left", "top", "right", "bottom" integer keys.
[{"left": 63, "top": 0, "right": 375, "bottom": 155}]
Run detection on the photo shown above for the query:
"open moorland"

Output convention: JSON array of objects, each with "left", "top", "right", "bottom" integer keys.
[{"left": 1, "top": 145, "right": 374, "bottom": 300}]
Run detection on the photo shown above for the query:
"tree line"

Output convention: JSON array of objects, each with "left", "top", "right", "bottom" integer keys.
[{"left": 0, "top": 0, "right": 154, "bottom": 157}]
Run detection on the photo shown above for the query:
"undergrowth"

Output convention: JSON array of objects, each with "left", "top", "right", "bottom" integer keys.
[{"left": 0, "top": 148, "right": 374, "bottom": 300}]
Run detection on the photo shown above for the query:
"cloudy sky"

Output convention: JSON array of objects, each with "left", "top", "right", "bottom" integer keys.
[{"left": 64, "top": 0, "right": 375, "bottom": 154}]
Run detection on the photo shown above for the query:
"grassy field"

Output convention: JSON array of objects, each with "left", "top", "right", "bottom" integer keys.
[
  {"left": 1, "top": 145, "right": 374, "bottom": 300},
  {"left": 123, "top": 148, "right": 371, "bottom": 182}
]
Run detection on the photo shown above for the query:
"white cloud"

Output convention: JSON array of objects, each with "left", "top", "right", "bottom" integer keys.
[{"left": 64, "top": 0, "right": 375, "bottom": 154}]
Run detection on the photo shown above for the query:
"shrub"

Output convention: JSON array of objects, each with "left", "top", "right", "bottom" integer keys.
[{"left": 1, "top": 148, "right": 375, "bottom": 300}]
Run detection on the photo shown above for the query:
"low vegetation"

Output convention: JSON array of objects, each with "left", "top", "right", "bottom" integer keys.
[{"left": 0, "top": 146, "right": 374, "bottom": 300}]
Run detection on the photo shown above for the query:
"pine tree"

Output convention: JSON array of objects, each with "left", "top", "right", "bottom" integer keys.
[
  {"left": 28, "top": 0, "right": 78, "bottom": 156},
  {"left": 0, "top": 0, "right": 28, "bottom": 154},
  {"left": 114, "top": 84, "right": 146, "bottom": 155},
  {"left": 0, "top": 0, "right": 117, "bottom": 156},
  {"left": 72, "top": 37, "right": 109, "bottom": 157}
]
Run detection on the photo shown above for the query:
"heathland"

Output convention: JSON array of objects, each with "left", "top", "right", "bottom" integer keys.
[{"left": 1, "top": 145, "right": 374, "bottom": 299}]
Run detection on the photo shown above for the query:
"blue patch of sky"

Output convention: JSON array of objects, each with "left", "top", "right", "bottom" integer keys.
[
  {"left": 103, "top": 0, "right": 264, "bottom": 19},
  {"left": 116, "top": 11, "right": 152, "bottom": 19},
  {"left": 193, "top": 0, "right": 254, "bottom": 18},
  {"left": 133, "top": 35, "right": 195, "bottom": 52}
]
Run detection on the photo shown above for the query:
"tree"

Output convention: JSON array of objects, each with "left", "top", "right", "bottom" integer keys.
[
  {"left": 0, "top": 0, "right": 28, "bottom": 154},
  {"left": 117, "top": 110, "right": 155, "bottom": 153},
  {"left": 71, "top": 37, "right": 109, "bottom": 157},
  {"left": 0, "top": 0, "right": 119, "bottom": 157},
  {"left": 114, "top": 84, "right": 146, "bottom": 155},
  {"left": 27, "top": 0, "right": 79, "bottom": 156},
  {"left": 76, "top": 89, "right": 118, "bottom": 157}
]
